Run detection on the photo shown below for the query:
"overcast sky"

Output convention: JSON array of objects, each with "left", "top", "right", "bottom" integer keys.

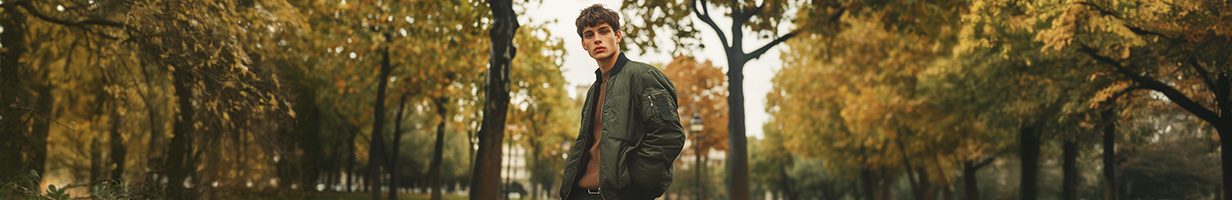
[{"left": 517, "top": 0, "right": 793, "bottom": 139}]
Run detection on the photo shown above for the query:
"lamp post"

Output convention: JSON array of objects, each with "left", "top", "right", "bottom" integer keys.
[{"left": 689, "top": 113, "right": 704, "bottom": 200}]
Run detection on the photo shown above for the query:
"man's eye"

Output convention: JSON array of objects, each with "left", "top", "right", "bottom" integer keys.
[{"left": 600, "top": 30, "right": 609, "bottom": 34}]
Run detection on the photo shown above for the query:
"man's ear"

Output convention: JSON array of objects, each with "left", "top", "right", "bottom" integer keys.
[{"left": 615, "top": 30, "right": 623, "bottom": 42}]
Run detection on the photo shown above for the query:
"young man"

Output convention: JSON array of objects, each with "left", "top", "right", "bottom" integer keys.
[{"left": 558, "top": 4, "right": 686, "bottom": 200}]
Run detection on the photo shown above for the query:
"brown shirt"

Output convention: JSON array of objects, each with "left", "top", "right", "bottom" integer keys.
[{"left": 577, "top": 77, "right": 607, "bottom": 189}]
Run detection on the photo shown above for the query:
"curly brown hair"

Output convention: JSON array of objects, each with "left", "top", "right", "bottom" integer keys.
[{"left": 575, "top": 4, "right": 621, "bottom": 37}]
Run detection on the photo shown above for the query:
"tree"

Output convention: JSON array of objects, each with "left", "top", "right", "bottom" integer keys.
[
  {"left": 506, "top": 24, "right": 571, "bottom": 200},
  {"left": 471, "top": 0, "right": 519, "bottom": 198},
  {"left": 661, "top": 54, "right": 728, "bottom": 199},
  {"left": 623, "top": 0, "right": 994, "bottom": 196},
  {"left": 1020, "top": 0, "right": 1232, "bottom": 195},
  {"left": 619, "top": 0, "right": 836, "bottom": 195},
  {"left": 662, "top": 55, "right": 729, "bottom": 157},
  {"left": 1117, "top": 104, "right": 1221, "bottom": 199},
  {"left": 750, "top": 126, "right": 795, "bottom": 199},
  {"left": 297, "top": 0, "right": 493, "bottom": 197},
  {"left": 952, "top": 1, "right": 1166, "bottom": 199},
  {"left": 368, "top": 40, "right": 394, "bottom": 199},
  {"left": 0, "top": 0, "right": 49, "bottom": 184},
  {"left": 1085, "top": 81, "right": 1159, "bottom": 200},
  {"left": 768, "top": 7, "right": 980, "bottom": 199},
  {"left": 0, "top": 1, "right": 317, "bottom": 198}
]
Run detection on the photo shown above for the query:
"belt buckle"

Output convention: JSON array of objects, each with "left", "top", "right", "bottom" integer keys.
[{"left": 587, "top": 188, "right": 601, "bottom": 195}]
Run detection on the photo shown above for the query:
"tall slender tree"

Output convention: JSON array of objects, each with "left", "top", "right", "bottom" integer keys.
[
  {"left": 471, "top": 0, "right": 519, "bottom": 199},
  {"left": 369, "top": 39, "right": 395, "bottom": 199}
]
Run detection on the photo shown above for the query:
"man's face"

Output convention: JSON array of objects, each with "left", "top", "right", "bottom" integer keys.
[{"left": 580, "top": 23, "right": 621, "bottom": 60}]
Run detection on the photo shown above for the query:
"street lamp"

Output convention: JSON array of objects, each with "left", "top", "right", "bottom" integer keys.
[
  {"left": 689, "top": 113, "right": 703, "bottom": 200},
  {"left": 690, "top": 113, "right": 704, "bottom": 133}
]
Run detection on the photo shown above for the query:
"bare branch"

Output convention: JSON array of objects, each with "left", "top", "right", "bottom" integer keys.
[
  {"left": 972, "top": 157, "right": 996, "bottom": 169},
  {"left": 1078, "top": 2, "right": 1175, "bottom": 41},
  {"left": 692, "top": 0, "right": 731, "bottom": 50},
  {"left": 1100, "top": 86, "right": 1145, "bottom": 107},
  {"left": 18, "top": 2, "right": 131, "bottom": 31},
  {"left": 1079, "top": 45, "right": 1221, "bottom": 123},
  {"left": 731, "top": 0, "right": 756, "bottom": 23},
  {"left": 1188, "top": 58, "right": 1218, "bottom": 95},
  {"left": 746, "top": 29, "right": 797, "bottom": 60},
  {"left": 745, "top": 7, "right": 844, "bottom": 62},
  {"left": 1123, "top": 25, "right": 1173, "bottom": 41}
]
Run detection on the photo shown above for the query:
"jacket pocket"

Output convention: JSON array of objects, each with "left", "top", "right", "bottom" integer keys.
[
  {"left": 642, "top": 88, "right": 679, "bottom": 127},
  {"left": 614, "top": 145, "right": 634, "bottom": 189}
]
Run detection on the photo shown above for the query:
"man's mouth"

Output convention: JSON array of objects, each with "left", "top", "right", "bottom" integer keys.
[{"left": 594, "top": 47, "right": 606, "bottom": 53}]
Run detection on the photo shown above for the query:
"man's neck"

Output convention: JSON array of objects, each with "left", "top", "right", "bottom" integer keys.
[{"left": 596, "top": 52, "right": 620, "bottom": 79}]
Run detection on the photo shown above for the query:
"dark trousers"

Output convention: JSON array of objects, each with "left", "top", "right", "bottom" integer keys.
[{"left": 572, "top": 193, "right": 603, "bottom": 200}]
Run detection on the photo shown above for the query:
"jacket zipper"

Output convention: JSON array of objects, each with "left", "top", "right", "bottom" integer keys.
[
  {"left": 599, "top": 79, "right": 613, "bottom": 200},
  {"left": 562, "top": 117, "right": 588, "bottom": 200},
  {"left": 598, "top": 79, "right": 613, "bottom": 200},
  {"left": 570, "top": 78, "right": 621, "bottom": 200},
  {"left": 648, "top": 95, "right": 654, "bottom": 107}
]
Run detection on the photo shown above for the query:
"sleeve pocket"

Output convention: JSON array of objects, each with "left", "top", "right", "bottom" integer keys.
[{"left": 644, "top": 88, "right": 679, "bottom": 125}]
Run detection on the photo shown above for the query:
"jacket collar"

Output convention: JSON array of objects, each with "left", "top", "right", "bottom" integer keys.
[{"left": 593, "top": 53, "right": 629, "bottom": 83}]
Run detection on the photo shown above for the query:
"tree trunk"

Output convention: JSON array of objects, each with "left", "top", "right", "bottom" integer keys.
[
  {"left": 778, "top": 157, "right": 794, "bottom": 200},
  {"left": 296, "top": 89, "right": 324, "bottom": 192},
  {"left": 1216, "top": 74, "right": 1230, "bottom": 200},
  {"left": 880, "top": 169, "right": 894, "bottom": 200},
  {"left": 138, "top": 62, "right": 164, "bottom": 177},
  {"left": 524, "top": 110, "right": 542, "bottom": 200},
  {"left": 0, "top": 5, "right": 30, "bottom": 180},
  {"left": 369, "top": 44, "right": 394, "bottom": 200},
  {"left": 861, "top": 168, "right": 875, "bottom": 200},
  {"left": 328, "top": 137, "right": 340, "bottom": 191},
  {"left": 91, "top": 93, "right": 108, "bottom": 188},
  {"left": 530, "top": 141, "right": 541, "bottom": 200},
  {"left": 963, "top": 162, "right": 978, "bottom": 200},
  {"left": 471, "top": 0, "right": 518, "bottom": 199},
  {"left": 165, "top": 69, "right": 195, "bottom": 197},
  {"left": 91, "top": 136, "right": 103, "bottom": 184},
  {"left": 917, "top": 167, "right": 935, "bottom": 200},
  {"left": 30, "top": 85, "right": 51, "bottom": 181},
  {"left": 388, "top": 94, "right": 407, "bottom": 199},
  {"left": 110, "top": 102, "right": 126, "bottom": 181},
  {"left": 1062, "top": 139, "right": 1078, "bottom": 200},
  {"left": 962, "top": 158, "right": 993, "bottom": 200},
  {"left": 895, "top": 139, "right": 922, "bottom": 200},
  {"left": 1219, "top": 123, "right": 1231, "bottom": 200},
  {"left": 430, "top": 97, "right": 448, "bottom": 200},
  {"left": 726, "top": 60, "right": 750, "bottom": 200},
  {"left": 1102, "top": 108, "right": 1117, "bottom": 200},
  {"left": 331, "top": 127, "right": 346, "bottom": 191},
  {"left": 1019, "top": 126, "right": 1039, "bottom": 200},
  {"left": 347, "top": 124, "right": 358, "bottom": 192}
]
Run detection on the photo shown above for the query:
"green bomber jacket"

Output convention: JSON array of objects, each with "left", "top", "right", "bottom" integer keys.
[{"left": 559, "top": 53, "right": 686, "bottom": 200}]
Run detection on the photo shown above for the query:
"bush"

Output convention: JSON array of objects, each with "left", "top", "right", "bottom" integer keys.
[{"left": 1, "top": 170, "right": 137, "bottom": 200}]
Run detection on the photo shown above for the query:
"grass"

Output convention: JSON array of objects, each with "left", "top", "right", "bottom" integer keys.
[{"left": 252, "top": 192, "right": 470, "bottom": 200}]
